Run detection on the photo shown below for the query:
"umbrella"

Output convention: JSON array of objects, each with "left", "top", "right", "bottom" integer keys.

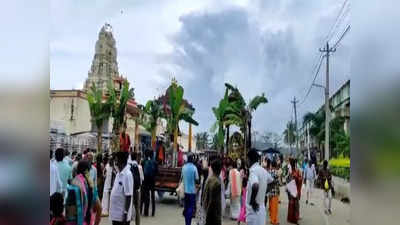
[{"left": 260, "top": 148, "right": 281, "bottom": 154}]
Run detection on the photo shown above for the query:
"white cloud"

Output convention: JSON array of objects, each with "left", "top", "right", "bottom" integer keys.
[{"left": 50, "top": 0, "right": 350, "bottom": 134}]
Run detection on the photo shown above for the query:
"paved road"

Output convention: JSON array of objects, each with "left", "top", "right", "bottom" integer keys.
[{"left": 100, "top": 185, "right": 350, "bottom": 225}]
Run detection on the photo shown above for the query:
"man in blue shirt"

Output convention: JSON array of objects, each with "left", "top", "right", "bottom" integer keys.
[
  {"left": 181, "top": 153, "right": 199, "bottom": 225},
  {"left": 54, "top": 148, "right": 72, "bottom": 201}
]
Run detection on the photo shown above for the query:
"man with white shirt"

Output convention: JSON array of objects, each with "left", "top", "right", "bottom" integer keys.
[
  {"left": 102, "top": 156, "right": 114, "bottom": 216},
  {"left": 305, "top": 159, "right": 317, "bottom": 205},
  {"left": 246, "top": 150, "right": 274, "bottom": 225},
  {"left": 110, "top": 151, "right": 134, "bottom": 225},
  {"left": 129, "top": 151, "right": 143, "bottom": 225},
  {"left": 50, "top": 150, "right": 62, "bottom": 196}
]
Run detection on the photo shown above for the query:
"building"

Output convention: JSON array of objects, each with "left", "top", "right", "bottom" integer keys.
[
  {"left": 84, "top": 23, "right": 119, "bottom": 92},
  {"left": 299, "top": 80, "right": 350, "bottom": 156},
  {"left": 50, "top": 24, "right": 142, "bottom": 152},
  {"left": 178, "top": 132, "right": 197, "bottom": 153},
  {"left": 50, "top": 23, "right": 196, "bottom": 153}
]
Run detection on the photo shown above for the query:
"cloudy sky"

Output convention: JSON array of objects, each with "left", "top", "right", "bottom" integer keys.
[{"left": 50, "top": 0, "right": 350, "bottom": 137}]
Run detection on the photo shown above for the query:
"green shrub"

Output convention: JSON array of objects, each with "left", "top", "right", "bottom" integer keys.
[
  {"left": 329, "top": 157, "right": 350, "bottom": 168},
  {"left": 330, "top": 166, "right": 350, "bottom": 180}
]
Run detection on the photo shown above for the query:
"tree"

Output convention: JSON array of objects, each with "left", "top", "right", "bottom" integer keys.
[
  {"left": 140, "top": 99, "right": 165, "bottom": 149},
  {"left": 211, "top": 133, "right": 219, "bottom": 150},
  {"left": 303, "top": 111, "right": 348, "bottom": 159},
  {"left": 195, "top": 133, "right": 202, "bottom": 150},
  {"left": 261, "top": 131, "right": 282, "bottom": 149},
  {"left": 87, "top": 83, "right": 113, "bottom": 154},
  {"left": 283, "top": 121, "right": 296, "bottom": 152},
  {"left": 164, "top": 79, "right": 198, "bottom": 157},
  {"left": 223, "top": 83, "right": 268, "bottom": 151},
  {"left": 334, "top": 131, "right": 350, "bottom": 158},
  {"left": 107, "top": 80, "right": 135, "bottom": 152},
  {"left": 247, "top": 93, "right": 268, "bottom": 148},
  {"left": 211, "top": 83, "right": 267, "bottom": 158},
  {"left": 195, "top": 132, "right": 209, "bottom": 151},
  {"left": 303, "top": 111, "right": 325, "bottom": 151},
  {"left": 210, "top": 88, "right": 230, "bottom": 154},
  {"left": 330, "top": 116, "right": 347, "bottom": 158},
  {"left": 223, "top": 83, "right": 246, "bottom": 154}
]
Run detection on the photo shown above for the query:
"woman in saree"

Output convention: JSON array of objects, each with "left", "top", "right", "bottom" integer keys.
[
  {"left": 287, "top": 158, "right": 302, "bottom": 225},
  {"left": 65, "top": 160, "right": 102, "bottom": 225}
]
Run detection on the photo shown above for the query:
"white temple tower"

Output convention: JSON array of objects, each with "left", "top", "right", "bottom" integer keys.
[{"left": 84, "top": 23, "right": 119, "bottom": 92}]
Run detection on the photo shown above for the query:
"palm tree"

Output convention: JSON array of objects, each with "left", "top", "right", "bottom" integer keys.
[
  {"left": 107, "top": 80, "right": 135, "bottom": 152},
  {"left": 283, "top": 121, "right": 296, "bottom": 153},
  {"left": 223, "top": 83, "right": 246, "bottom": 154},
  {"left": 210, "top": 88, "right": 230, "bottom": 154},
  {"left": 164, "top": 79, "right": 198, "bottom": 157},
  {"left": 141, "top": 99, "right": 165, "bottom": 149},
  {"left": 247, "top": 93, "right": 268, "bottom": 148},
  {"left": 223, "top": 83, "right": 268, "bottom": 150},
  {"left": 87, "top": 83, "right": 113, "bottom": 154}
]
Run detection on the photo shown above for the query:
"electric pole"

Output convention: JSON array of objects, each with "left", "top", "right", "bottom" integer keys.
[
  {"left": 320, "top": 42, "right": 336, "bottom": 161},
  {"left": 307, "top": 123, "right": 311, "bottom": 160},
  {"left": 291, "top": 96, "right": 299, "bottom": 156}
]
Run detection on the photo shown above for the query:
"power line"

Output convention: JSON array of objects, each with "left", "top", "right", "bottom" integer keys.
[
  {"left": 327, "top": 5, "right": 350, "bottom": 44},
  {"left": 299, "top": 3, "right": 350, "bottom": 107},
  {"left": 298, "top": 52, "right": 322, "bottom": 95},
  {"left": 294, "top": 0, "right": 350, "bottom": 127},
  {"left": 333, "top": 24, "right": 350, "bottom": 49},
  {"left": 299, "top": 53, "right": 324, "bottom": 105},
  {"left": 328, "top": 6, "right": 350, "bottom": 44},
  {"left": 325, "top": 0, "right": 349, "bottom": 42}
]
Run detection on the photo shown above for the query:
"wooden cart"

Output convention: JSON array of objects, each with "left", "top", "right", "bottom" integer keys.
[{"left": 154, "top": 166, "right": 182, "bottom": 203}]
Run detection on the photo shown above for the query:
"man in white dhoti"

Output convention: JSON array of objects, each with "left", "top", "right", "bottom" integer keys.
[
  {"left": 246, "top": 150, "right": 273, "bottom": 225},
  {"left": 102, "top": 156, "right": 114, "bottom": 216}
]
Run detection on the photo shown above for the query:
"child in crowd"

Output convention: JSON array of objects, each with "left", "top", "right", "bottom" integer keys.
[{"left": 50, "top": 192, "right": 66, "bottom": 225}]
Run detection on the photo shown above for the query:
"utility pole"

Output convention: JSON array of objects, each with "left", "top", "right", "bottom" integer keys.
[
  {"left": 320, "top": 42, "right": 336, "bottom": 161},
  {"left": 291, "top": 96, "right": 299, "bottom": 156},
  {"left": 307, "top": 123, "right": 311, "bottom": 160},
  {"left": 289, "top": 119, "right": 293, "bottom": 156}
]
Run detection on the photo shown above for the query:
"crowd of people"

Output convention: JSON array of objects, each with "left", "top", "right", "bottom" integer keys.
[
  {"left": 50, "top": 146, "right": 159, "bottom": 225},
  {"left": 181, "top": 150, "right": 334, "bottom": 225},
  {"left": 51, "top": 144, "right": 334, "bottom": 225}
]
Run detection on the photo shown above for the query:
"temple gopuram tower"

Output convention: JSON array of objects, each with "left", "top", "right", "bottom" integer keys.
[{"left": 84, "top": 23, "right": 119, "bottom": 92}]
